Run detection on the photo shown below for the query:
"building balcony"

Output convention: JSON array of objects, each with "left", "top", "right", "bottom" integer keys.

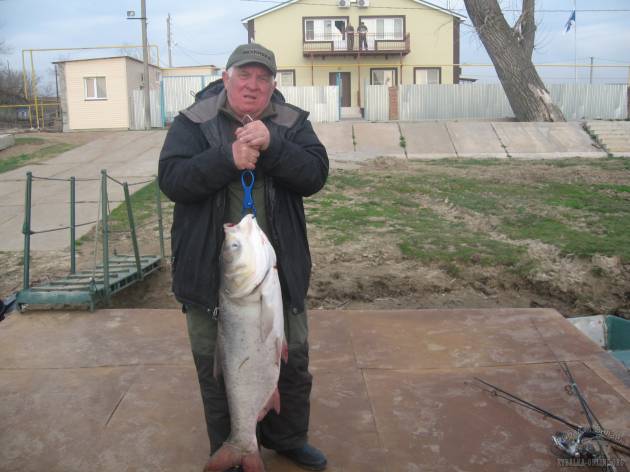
[{"left": 303, "top": 32, "right": 410, "bottom": 58}]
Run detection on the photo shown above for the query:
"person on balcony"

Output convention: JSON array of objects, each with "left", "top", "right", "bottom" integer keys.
[
  {"left": 346, "top": 22, "right": 355, "bottom": 51},
  {"left": 358, "top": 22, "right": 368, "bottom": 51}
]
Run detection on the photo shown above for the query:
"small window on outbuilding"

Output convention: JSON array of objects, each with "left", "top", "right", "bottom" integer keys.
[{"left": 85, "top": 77, "right": 107, "bottom": 100}]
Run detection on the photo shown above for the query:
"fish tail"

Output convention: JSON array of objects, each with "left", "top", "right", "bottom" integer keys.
[{"left": 203, "top": 443, "right": 243, "bottom": 471}]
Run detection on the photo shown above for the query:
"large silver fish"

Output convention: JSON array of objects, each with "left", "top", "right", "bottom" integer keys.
[{"left": 205, "top": 214, "right": 287, "bottom": 472}]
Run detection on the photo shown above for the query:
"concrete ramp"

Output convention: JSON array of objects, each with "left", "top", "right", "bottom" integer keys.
[
  {"left": 399, "top": 122, "right": 456, "bottom": 159},
  {"left": 493, "top": 122, "right": 606, "bottom": 159},
  {"left": 353, "top": 122, "right": 405, "bottom": 159},
  {"left": 1, "top": 308, "right": 629, "bottom": 471},
  {"left": 446, "top": 122, "right": 508, "bottom": 159}
]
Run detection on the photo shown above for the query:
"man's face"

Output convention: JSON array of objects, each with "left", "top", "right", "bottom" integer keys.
[{"left": 223, "top": 64, "right": 276, "bottom": 119}]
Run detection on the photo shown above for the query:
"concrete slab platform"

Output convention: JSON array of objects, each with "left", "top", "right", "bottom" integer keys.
[
  {"left": 1, "top": 307, "right": 629, "bottom": 471},
  {"left": 399, "top": 122, "right": 457, "bottom": 159},
  {"left": 493, "top": 122, "right": 606, "bottom": 159},
  {"left": 353, "top": 122, "right": 405, "bottom": 159},
  {"left": 446, "top": 122, "right": 508, "bottom": 158}
]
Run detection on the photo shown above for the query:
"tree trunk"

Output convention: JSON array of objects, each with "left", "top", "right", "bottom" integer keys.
[{"left": 463, "top": 0, "right": 565, "bottom": 122}]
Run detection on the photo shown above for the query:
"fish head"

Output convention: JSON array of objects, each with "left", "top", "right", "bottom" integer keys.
[{"left": 221, "top": 214, "right": 273, "bottom": 297}]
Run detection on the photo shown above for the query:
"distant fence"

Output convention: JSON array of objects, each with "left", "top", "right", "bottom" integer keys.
[
  {"left": 156, "top": 78, "right": 338, "bottom": 125},
  {"left": 161, "top": 75, "right": 220, "bottom": 124},
  {"left": 277, "top": 86, "right": 339, "bottom": 122},
  {"left": 131, "top": 89, "right": 163, "bottom": 130},
  {"left": 364, "top": 85, "right": 390, "bottom": 121},
  {"left": 365, "top": 83, "right": 628, "bottom": 121}
]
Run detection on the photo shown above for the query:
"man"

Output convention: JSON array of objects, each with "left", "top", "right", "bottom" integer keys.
[
  {"left": 357, "top": 22, "right": 368, "bottom": 51},
  {"left": 158, "top": 43, "right": 329, "bottom": 471},
  {"left": 345, "top": 22, "right": 355, "bottom": 51}
]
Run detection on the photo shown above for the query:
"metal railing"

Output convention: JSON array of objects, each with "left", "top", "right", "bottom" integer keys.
[
  {"left": 303, "top": 32, "right": 410, "bottom": 54},
  {"left": 20, "top": 170, "right": 165, "bottom": 307}
]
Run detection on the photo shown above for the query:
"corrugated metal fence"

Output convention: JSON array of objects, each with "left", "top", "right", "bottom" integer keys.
[
  {"left": 131, "top": 89, "right": 162, "bottom": 130},
  {"left": 277, "top": 86, "right": 339, "bottom": 122},
  {"left": 549, "top": 84, "right": 628, "bottom": 120},
  {"left": 161, "top": 75, "right": 220, "bottom": 124},
  {"left": 365, "top": 83, "right": 628, "bottom": 121},
  {"left": 364, "top": 85, "right": 390, "bottom": 121},
  {"left": 153, "top": 78, "right": 338, "bottom": 125}
]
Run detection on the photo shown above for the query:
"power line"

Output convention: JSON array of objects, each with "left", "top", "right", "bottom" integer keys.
[
  {"left": 239, "top": 0, "right": 630, "bottom": 13},
  {"left": 173, "top": 44, "right": 204, "bottom": 65},
  {"left": 174, "top": 43, "right": 231, "bottom": 56}
]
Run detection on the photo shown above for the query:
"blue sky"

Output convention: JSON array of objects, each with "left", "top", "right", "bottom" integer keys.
[{"left": 1, "top": 0, "right": 629, "bottom": 89}]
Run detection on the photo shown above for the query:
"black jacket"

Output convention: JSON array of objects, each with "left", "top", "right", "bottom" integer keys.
[{"left": 158, "top": 80, "right": 329, "bottom": 314}]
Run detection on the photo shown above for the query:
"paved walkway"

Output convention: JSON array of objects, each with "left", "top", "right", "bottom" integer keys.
[
  {"left": 0, "top": 131, "right": 167, "bottom": 251},
  {"left": 0, "top": 307, "right": 628, "bottom": 471}
]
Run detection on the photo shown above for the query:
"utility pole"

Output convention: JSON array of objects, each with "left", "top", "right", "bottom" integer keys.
[
  {"left": 167, "top": 13, "right": 173, "bottom": 68},
  {"left": 589, "top": 56, "right": 594, "bottom": 85},
  {"left": 141, "top": 0, "right": 151, "bottom": 130}
]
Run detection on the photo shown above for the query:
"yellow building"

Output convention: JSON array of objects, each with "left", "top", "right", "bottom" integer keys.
[
  {"left": 54, "top": 56, "right": 162, "bottom": 131},
  {"left": 242, "top": 0, "right": 465, "bottom": 110},
  {"left": 54, "top": 57, "right": 218, "bottom": 131}
]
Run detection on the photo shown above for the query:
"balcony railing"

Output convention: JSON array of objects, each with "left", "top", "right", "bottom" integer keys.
[{"left": 303, "top": 32, "right": 411, "bottom": 56}]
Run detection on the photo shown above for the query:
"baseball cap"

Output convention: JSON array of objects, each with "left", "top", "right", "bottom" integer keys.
[{"left": 225, "top": 43, "right": 277, "bottom": 76}]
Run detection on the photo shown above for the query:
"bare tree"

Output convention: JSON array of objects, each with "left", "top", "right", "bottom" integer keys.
[{"left": 463, "top": 0, "right": 565, "bottom": 122}]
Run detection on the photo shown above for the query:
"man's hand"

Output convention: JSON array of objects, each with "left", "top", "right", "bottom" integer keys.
[
  {"left": 235, "top": 120, "right": 271, "bottom": 151},
  {"left": 232, "top": 139, "right": 260, "bottom": 170}
]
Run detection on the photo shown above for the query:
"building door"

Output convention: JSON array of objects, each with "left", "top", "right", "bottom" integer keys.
[{"left": 329, "top": 72, "right": 351, "bottom": 107}]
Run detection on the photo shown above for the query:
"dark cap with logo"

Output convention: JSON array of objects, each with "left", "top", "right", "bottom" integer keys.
[{"left": 225, "top": 43, "right": 277, "bottom": 76}]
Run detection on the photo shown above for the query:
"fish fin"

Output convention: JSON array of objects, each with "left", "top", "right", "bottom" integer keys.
[
  {"left": 271, "top": 386, "right": 281, "bottom": 415},
  {"left": 259, "top": 270, "right": 281, "bottom": 344},
  {"left": 204, "top": 443, "right": 242, "bottom": 471},
  {"left": 242, "top": 451, "right": 265, "bottom": 472},
  {"left": 276, "top": 337, "right": 289, "bottom": 365},
  {"left": 257, "top": 387, "right": 281, "bottom": 421},
  {"left": 213, "top": 338, "right": 223, "bottom": 379}
]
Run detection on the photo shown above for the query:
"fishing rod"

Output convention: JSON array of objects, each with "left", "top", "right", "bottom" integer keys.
[{"left": 474, "top": 377, "right": 630, "bottom": 465}]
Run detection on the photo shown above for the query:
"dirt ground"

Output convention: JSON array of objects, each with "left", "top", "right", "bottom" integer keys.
[{"left": 2, "top": 151, "right": 629, "bottom": 319}]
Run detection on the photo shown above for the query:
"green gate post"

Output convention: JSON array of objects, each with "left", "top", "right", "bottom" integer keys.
[
  {"left": 123, "top": 182, "right": 143, "bottom": 281},
  {"left": 155, "top": 178, "right": 165, "bottom": 260},
  {"left": 101, "top": 170, "right": 111, "bottom": 306},
  {"left": 22, "top": 171, "right": 33, "bottom": 290},
  {"left": 70, "top": 176, "right": 76, "bottom": 274}
]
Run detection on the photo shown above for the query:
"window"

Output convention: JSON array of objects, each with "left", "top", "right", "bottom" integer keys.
[
  {"left": 414, "top": 68, "right": 441, "bottom": 85},
  {"left": 304, "top": 17, "right": 347, "bottom": 42},
  {"left": 276, "top": 70, "right": 296, "bottom": 87},
  {"left": 305, "top": 20, "right": 314, "bottom": 41},
  {"left": 84, "top": 77, "right": 107, "bottom": 100},
  {"left": 371, "top": 68, "right": 397, "bottom": 86},
  {"left": 361, "top": 16, "right": 404, "bottom": 41}
]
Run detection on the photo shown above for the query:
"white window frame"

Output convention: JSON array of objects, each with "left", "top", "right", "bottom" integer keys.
[
  {"left": 414, "top": 67, "right": 441, "bottom": 85},
  {"left": 84, "top": 76, "right": 107, "bottom": 100},
  {"left": 276, "top": 70, "right": 296, "bottom": 87}
]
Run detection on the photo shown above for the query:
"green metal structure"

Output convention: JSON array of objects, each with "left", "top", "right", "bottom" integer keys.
[{"left": 16, "top": 170, "right": 164, "bottom": 312}]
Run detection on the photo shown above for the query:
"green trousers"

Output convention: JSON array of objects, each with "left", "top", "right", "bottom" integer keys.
[{"left": 185, "top": 304, "right": 312, "bottom": 453}]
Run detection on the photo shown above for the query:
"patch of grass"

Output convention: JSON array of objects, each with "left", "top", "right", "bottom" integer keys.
[
  {"left": 0, "top": 143, "right": 76, "bottom": 174},
  {"left": 14, "top": 136, "right": 46, "bottom": 145},
  {"left": 308, "top": 173, "right": 524, "bottom": 265},
  {"left": 307, "top": 162, "right": 630, "bottom": 268},
  {"left": 108, "top": 180, "right": 163, "bottom": 232}
]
